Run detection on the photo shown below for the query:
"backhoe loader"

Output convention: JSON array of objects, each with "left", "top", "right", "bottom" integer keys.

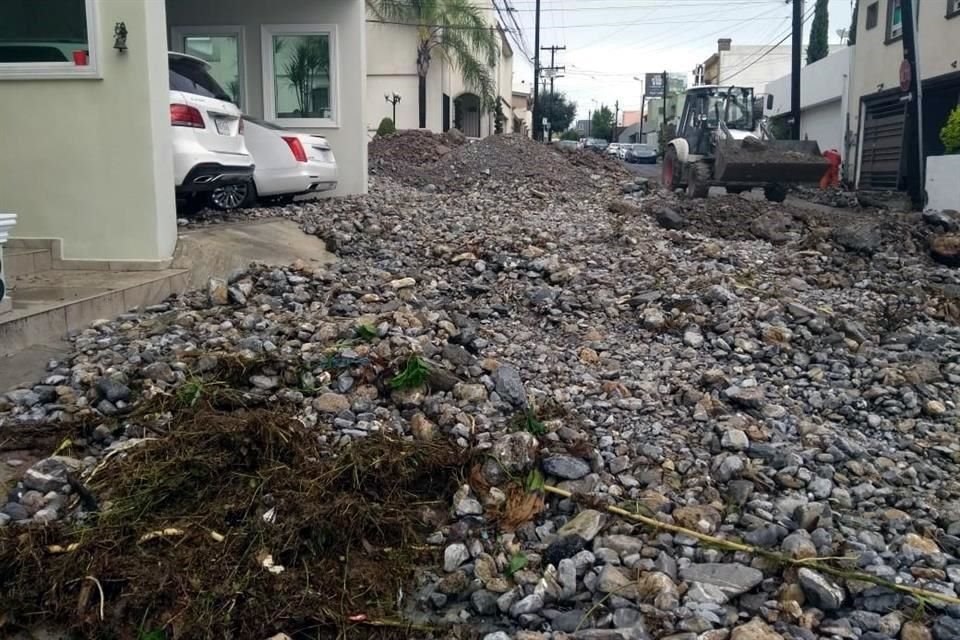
[{"left": 662, "top": 85, "right": 829, "bottom": 202}]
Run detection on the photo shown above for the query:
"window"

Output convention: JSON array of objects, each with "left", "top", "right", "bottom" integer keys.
[
  {"left": 0, "top": 0, "right": 99, "bottom": 79},
  {"left": 949, "top": 0, "right": 960, "bottom": 18},
  {"left": 169, "top": 55, "right": 232, "bottom": 101},
  {"left": 866, "top": 2, "right": 880, "bottom": 28},
  {"left": 887, "top": 0, "right": 904, "bottom": 41},
  {"left": 262, "top": 24, "right": 338, "bottom": 127},
  {"left": 171, "top": 26, "right": 244, "bottom": 108}
]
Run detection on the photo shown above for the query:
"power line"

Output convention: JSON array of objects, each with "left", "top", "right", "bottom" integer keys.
[
  {"left": 720, "top": 5, "right": 815, "bottom": 83},
  {"left": 366, "top": 15, "right": 789, "bottom": 30}
]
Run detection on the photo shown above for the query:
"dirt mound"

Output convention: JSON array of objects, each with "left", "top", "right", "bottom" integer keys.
[
  {"left": 0, "top": 402, "right": 466, "bottom": 639},
  {"left": 371, "top": 132, "right": 628, "bottom": 194}
]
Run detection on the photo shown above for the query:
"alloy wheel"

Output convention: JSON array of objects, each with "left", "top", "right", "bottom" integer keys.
[{"left": 210, "top": 183, "right": 249, "bottom": 210}]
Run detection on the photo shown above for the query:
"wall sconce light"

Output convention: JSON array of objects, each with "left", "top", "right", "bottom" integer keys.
[{"left": 114, "top": 22, "right": 128, "bottom": 52}]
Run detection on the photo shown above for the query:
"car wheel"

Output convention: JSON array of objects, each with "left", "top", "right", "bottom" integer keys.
[{"left": 210, "top": 181, "right": 253, "bottom": 210}]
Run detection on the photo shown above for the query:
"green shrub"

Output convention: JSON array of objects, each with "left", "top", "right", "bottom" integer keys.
[
  {"left": 941, "top": 107, "right": 960, "bottom": 154},
  {"left": 376, "top": 117, "right": 396, "bottom": 137},
  {"left": 560, "top": 129, "right": 580, "bottom": 141}
]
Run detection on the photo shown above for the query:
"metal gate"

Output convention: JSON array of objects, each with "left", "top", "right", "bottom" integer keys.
[{"left": 859, "top": 96, "right": 905, "bottom": 190}]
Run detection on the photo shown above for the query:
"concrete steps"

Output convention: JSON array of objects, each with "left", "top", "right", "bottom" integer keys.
[{"left": 0, "top": 266, "right": 188, "bottom": 358}]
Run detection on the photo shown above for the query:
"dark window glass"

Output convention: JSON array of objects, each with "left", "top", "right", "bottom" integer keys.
[
  {"left": 169, "top": 56, "right": 232, "bottom": 101},
  {"left": 867, "top": 2, "right": 879, "bottom": 28},
  {"left": 0, "top": 0, "right": 88, "bottom": 64}
]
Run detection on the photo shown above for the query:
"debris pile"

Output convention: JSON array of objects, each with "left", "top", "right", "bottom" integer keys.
[
  {"left": 4, "top": 135, "right": 960, "bottom": 639},
  {"left": 371, "top": 132, "right": 628, "bottom": 194}
]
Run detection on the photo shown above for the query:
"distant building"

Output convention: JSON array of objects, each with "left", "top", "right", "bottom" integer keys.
[
  {"left": 700, "top": 38, "right": 841, "bottom": 93},
  {"left": 621, "top": 110, "right": 642, "bottom": 128},
  {"left": 574, "top": 119, "right": 591, "bottom": 135}
]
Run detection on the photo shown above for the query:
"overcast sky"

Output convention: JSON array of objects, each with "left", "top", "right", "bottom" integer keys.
[{"left": 503, "top": 0, "right": 854, "bottom": 119}]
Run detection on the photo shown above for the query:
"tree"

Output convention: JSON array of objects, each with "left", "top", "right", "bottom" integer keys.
[
  {"left": 807, "top": 0, "right": 830, "bottom": 64},
  {"left": 560, "top": 129, "right": 580, "bottom": 141},
  {"left": 376, "top": 117, "right": 396, "bottom": 137},
  {"left": 848, "top": 0, "right": 858, "bottom": 45},
  {"left": 591, "top": 105, "right": 614, "bottom": 140},
  {"left": 367, "top": 0, "right": 499, "bottom": 129},
  {"left": 940, "top": 106, "right": 960, "bottom": 154},
  {"left": 535, "top": 92, "right": 577, "bottom": 137}
]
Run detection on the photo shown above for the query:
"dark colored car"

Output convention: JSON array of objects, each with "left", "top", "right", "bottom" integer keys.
[{"left": 625, "top": 143, "right": 657, "bottom": 164}]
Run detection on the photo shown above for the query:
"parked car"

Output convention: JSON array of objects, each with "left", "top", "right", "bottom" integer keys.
[
  {"left": 625, "top": 143, "right": 658, "bottom": 164},
  {"left": 555, "top": 140, "right": 579, "bottom": 152},
  {"left": 169, "top": 52, "right": 253, "bottom": 212},
  {"left": 584, "top": 138, "right": 608, "bottom": 152},
  {"left": 210, "top": 117, "right": 338, "bottom": 209},
  {"left": 606, "top": 143, "right": 621, "bottom": 157}
]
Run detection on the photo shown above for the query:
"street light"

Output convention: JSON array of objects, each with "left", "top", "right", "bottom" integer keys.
[{"left": 384, "top": 92, "right": 401, "bottom": 123}]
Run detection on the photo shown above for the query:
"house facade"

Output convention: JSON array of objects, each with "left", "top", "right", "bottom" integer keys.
[
  {"left": 366, "top": 2, "right": 515, "bottom": 137},
  {"left": 702, "top": 39, "right": 793, "bottom": 91},
  {"left": 0, "top": 0, "right": 367, "bottom": 267},
  {"left": 849, "top": 0, "right": 960, "bottom": 193}
]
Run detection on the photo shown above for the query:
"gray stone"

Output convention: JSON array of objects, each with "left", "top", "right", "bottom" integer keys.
[
  {"left": 22, "top": 456, "right": 82, "bottom": 493},
  {"left": 724, "top": 385, "right": 764, "bottom": 409},
  {"left": 543, "top": 455, "right": 591, "bottom": 480},
  {"left": 679, "top": 563, "right": 763, "bottom": 597},
  {"left": 207, "top": 277, "right": 229, "bottom": 305},
  {"left": 655, "top": 207, "right": 685, "bottom": 230},
  {"left": 798, "top": 568, "right": 845, "bottom": 610},
  {"left": 597, "top": 565, "right": 639, "bottom": 598},
  {"left": 683, "top": 329, "right": 704, "bottom": 348},
  {"left": 558, "top": 509, "right": 606, "bottom": 541},
  {"left": 721, "top": 429, "right": 749, "bottom": 451},
  {"left": 509, "top": 593, "right": 544, "bottom": 617},
  {"left": 142, "top": 362, "right": 176, "bottom": 383},
  {"left": 833, "top": 223, "right": 882, "bottom": 253},
  {"left": 96, "top": 377, "right": 131, "bottom": 403},
  {"left": 2, "top": 502, "right": 29, "bottom": 521},
  {"left": 471, "top": 589, "right": 498, "bottom": 615},
  {"left": 444, "top": 543, "right": 470, "bottom": 572},
  {"left": 492, "top": 364, "right": 527, "bottom": 408}
]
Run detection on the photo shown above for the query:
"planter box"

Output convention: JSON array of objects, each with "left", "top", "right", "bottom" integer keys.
[
  {"left": 927, "top": 155, "right": 960, "bottom": 212},
  {"left": 0, "top": 212, "right": 17, "bottom": 309}
]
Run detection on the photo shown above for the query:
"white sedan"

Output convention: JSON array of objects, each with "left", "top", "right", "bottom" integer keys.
[{"left": 210, "top": 116, "right": 338, "bottom": 209}]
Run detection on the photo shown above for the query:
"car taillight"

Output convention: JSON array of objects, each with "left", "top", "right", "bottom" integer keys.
[
  {"left": 239, "top": 118, "right": 244, "bottom": 134},
  {"left": 282, "top": 136, "right": 308, "bottom": 163},
  {"left": 170, "top": 104, "right": 204, "bottom": 128}
]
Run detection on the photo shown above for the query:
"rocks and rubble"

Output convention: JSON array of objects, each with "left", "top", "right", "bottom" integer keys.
[{"left": 4, "top": 135, "right": 960, "bottom": 639}]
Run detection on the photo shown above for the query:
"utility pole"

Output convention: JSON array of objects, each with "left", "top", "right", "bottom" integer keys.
[
  {"left": 612, "top": 99, "right": 619, "bottom": 143},
  {"left": 791, "top": 0, "right": 803, "bottom": 139},
  {"left": 541, "top": 45, "right": 566, "bottom": 97},
  {"left": 532, "top": 0, "right": 542, "bottom": 141},
  {"left": 661, "top": 69, "right": 668, "bottom": 123},
  {"left": 901, "top": 0, "right": 924, "bottom": 206},
  {"left": 638, "top": 94, "right": 646, "bottom": 140}
]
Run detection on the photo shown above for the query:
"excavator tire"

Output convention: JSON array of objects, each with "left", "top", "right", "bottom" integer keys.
[
  {"left": 663, "top": 147, "right": 681, "bottom": 191},
  {"left": 763, "top": 184, "right": 788, "bottom": 203},
  {"left": 686, "top": 162, "right": 710, "bottom": 199}
]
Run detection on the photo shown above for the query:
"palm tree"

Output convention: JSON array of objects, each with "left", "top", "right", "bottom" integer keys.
[{"left": 367, "top": 0, "right": 500, "bottom": 129}]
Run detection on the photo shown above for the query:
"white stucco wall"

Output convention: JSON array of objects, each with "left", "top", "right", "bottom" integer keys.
[
  {"left": 0, "top": 0, "right": 177, "bottom": 262},
  {"left": 167, "top": 0, "right": 368, "bottom": 196},
  {"left": 717, "top": 46, "right": 792, "bottom": 90},
  {"left": 764, "top": 47, "right": 854, "bottom": 156}
]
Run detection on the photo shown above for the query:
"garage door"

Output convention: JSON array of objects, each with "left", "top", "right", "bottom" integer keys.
[{"left": 859, "top": 96, "right": 905, "bottom": 190}]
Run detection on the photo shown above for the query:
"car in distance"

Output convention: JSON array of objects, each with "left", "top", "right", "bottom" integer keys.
[
  {"left": 168, "top": 52, "right": 253, "bottom": 212},
  {"left": 211, "top": 117, "right": 338, "bottom": 209},
  {"left": 584, "top": 138, "right": 609, "bottom": 152},
  {"left": 625, "top": 143, "right": 657, "bottom": 164}
]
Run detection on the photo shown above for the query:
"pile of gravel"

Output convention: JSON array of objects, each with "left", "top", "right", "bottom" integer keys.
[{"left": 4, "top": 156, "right": 960, "bottom": 639}]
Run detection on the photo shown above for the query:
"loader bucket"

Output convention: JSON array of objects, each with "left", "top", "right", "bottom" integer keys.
[{"left": 714, "top": 138, "right": 830, "bottom": 184}]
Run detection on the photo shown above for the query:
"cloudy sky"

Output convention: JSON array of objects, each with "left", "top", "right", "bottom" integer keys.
[{"left": 502, "top": 0, "right": 854, "bottom": 119}]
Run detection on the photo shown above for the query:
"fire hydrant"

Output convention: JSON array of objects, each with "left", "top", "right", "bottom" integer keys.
[{"left": 820, "top": 149, "right": 841, "bottom": 189}]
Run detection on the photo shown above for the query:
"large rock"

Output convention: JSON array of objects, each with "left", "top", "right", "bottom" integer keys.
[
  {"left": 22, "top": 456, "right": 84, "bottom": 493},
  {"left": 833, "top": 223, "right": 882, "bottom": 253},
  {"left": 96, "top": 377, "right": 131, "bottom": 403},
  {"left": 481, "top": 432, "right": 539, "bottom": 485},
  {"left": 596, "top": 565, "right": 639, "bottom": 599},
  {"left": 655, "top": 207, "right": 686, "bottom": 230},
  {"left": 543, "top": 455, "right": 591, "bottom": 480},
  {"left": 797, "top": 568, "right": 845, "bottom": 610},
  {"left": 557, "top": 509, "right": 606, "bottom": 541},
  {"left": 679, "top": 563, "right": 763, "bottom": 598},
  {"left": 492, "top": 365, "right": 527, "bottom": 407},
  {"left": 730, "top": 618, "right": 784, "bottom": 640}
]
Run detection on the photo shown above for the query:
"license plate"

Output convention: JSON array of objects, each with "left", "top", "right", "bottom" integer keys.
[{"left": 215, "top": 118, "right": 232, "bottom": 135}]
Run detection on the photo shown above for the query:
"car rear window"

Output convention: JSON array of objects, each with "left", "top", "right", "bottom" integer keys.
[{"left": 169, "top": 56, "right": 231, "bottom": 101}]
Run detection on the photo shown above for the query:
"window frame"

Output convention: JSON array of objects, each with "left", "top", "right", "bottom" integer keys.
[
  {"left": 0, "top": 0, "right": 101, "bottom": 80},
  {"left": 886, "top": 0, "right": 904, "bottom": 43},
  {"left": 170, "top": 25, "right": 247, "bottom": 110},
  {"left": 866, "top": 2, "right": 880, "bottom": 29},
  {"left": 261, "top": 23, "right": 339, "bottom": 128},
  {"left": 948, "top": 0, "right": 960, "bottom": 19}
]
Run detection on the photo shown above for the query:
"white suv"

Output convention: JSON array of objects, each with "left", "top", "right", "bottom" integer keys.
[{"left": 168, "top": 52, "right": 253, "bottom": 211}]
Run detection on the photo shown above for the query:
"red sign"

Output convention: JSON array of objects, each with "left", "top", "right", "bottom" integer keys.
[{"left": 899, "top": 59, "right": 912, "bottom": 92}]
